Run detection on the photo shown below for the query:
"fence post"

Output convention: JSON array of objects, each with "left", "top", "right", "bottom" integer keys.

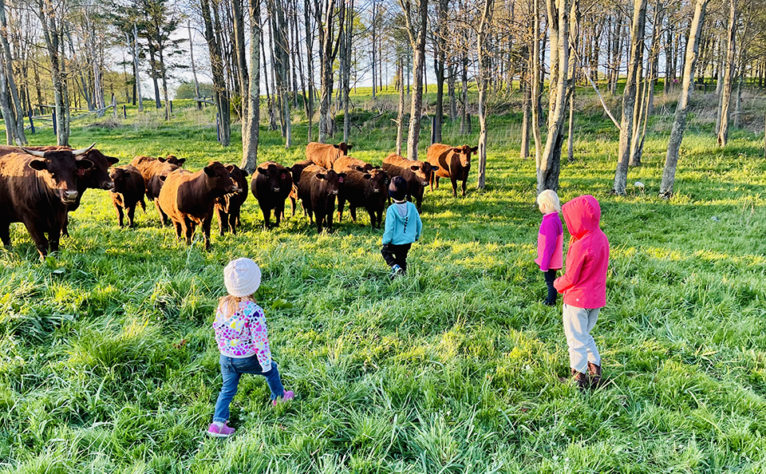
[
  {"left": 28, "top": 110, "right": 35, "bottom": 134},
  {"left": 431, "top": 115, "right": 436, "bottom": 145},
  {"left": 123, "top": 105, "right": 127, "bottom": 119},
  {"left": 170, "top": 100, "right": 173, "bottom": 114},
  {"left": 52, "top": 110, "right": 57, "bottom": 135},
  {"left": 216, "top": 113, "right": 221, "bottom": 143},
  {"left": 112, "top": 95, "right": 117, "bottom": 118}
]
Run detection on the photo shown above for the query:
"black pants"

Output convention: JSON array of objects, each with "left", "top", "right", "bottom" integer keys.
[
  {"left": 381, "top": 243, "right": 411, "bottom": 271},
  {"left": 544, "top": 269, "right": 558, "bottom": 303}
]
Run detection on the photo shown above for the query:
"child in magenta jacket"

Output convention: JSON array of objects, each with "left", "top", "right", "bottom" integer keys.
[
  {"left": 554, "top": 195, "right": 610, "bottom": 390},
  {"left": 534, "top": 190, "right": 563, "bottom": 306}
]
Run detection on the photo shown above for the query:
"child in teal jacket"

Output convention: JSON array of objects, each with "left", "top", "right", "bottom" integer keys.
[{"left": 381, "top": 176, "right": 422, "bottom": 278}]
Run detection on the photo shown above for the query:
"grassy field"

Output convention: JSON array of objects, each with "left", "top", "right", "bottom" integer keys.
[{"left": 1, "top": 89, "right": 766, "bottom": 472}]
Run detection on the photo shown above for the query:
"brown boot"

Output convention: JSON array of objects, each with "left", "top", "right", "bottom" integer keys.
[
  {"left": 587, "top": 362, "right": 602, "bottom": 388},
  {"left": 571, "top": 368, "right": 589, "bottom": 391}
]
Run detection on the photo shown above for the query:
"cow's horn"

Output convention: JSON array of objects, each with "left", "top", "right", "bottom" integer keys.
[
  {"left": 72, "top": 143, "right": 96, "bottom": 155},
  {"left": 20, "top": 147, "right": 46, "bottom": 158}
]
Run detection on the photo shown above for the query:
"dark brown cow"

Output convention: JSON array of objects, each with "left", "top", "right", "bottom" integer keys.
[
  {"left": 251, "top": 161, "right": 292, "bottom": 229},
  {"left": 295, "top": 164, "right": 346, "bottom": 233},
  {"left": 0, "top": 146, "right": 94, "bottom": 260},
  {"left": 215, "top": 164, "right": 249, "bottom": 235},
  {"left": 130, "top": 155, "right": 185, "bottom": 225},
  {"left": 157, "top": 162, "right": 239, "bottom": 249},
  {"left": 305, "top": 142, "right": 353, "bottom": 169},
  {"left": 109, "top": 165, "right": 146, "bottom": 227},
  {"left": 332, "top": 155, "right": 374, "bottom": 173},
  {"left": 381, "top": 153, "right": 438, "bottom": 210},
  {"left": 427, "top": 144, "right": 477, "bottom": 197},
  {"left": 337, "top": 168, "right": 389, "bottom": 228}
]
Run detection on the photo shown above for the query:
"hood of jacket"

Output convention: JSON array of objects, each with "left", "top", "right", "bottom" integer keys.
[
  {"left": 391, "top": 201, "right": 412, "bottom": 223},
  {"left": 562, "top": 195, "right": 601, "bottom": 239}
]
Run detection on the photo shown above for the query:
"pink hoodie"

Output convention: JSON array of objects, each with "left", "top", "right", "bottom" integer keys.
[
  {"left": 535, "top": 212, "right": 563, "bottom": 271},
  {"left": 554, "top": 195, "right": 610, "bottom": 308}
]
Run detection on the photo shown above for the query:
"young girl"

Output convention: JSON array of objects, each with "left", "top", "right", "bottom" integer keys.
[
  {"left": 381, "top": 176, "right": 423, "bottom": 279},
  {"left": 208, "top": 258, "right": 294, "bottom": 438},
  {"left": 534, "top": 190, "right": 564, "bottom": 306},
  {"left": 554, "top": 195, "right": 610, "bottom": 390}
]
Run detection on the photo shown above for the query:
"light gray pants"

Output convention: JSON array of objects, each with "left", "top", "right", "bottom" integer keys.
[{"left": 562, "top": 304, "right": 601, "bottom": 374}]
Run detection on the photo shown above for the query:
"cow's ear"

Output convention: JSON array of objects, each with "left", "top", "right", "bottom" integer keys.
[
  {"left": 204, "top": 165, "right": 216, "bottom": 177},
  {"left": 76, "top": 159, "right": 94, "bottom": 169},
  {"left": 160, "top": 175, "right": 167, "bottom": 182},
  {"left": 363, "top": 173, "right": 372, "bottom": 179},
  {"left": 28, "top": 159, "right": 47, "bottom": 171},
  {"left": 332, "top": 144, "right": 340, "bottom": 149},
  {"left": 470, "top": 146, "right": 479, "bottom": 152},
  {"left": 354, "top": 165, "right": 365, "bottom": 172},
  {"left": 410, "top": 165, "right": 420, "bottom": 171},
  {"left": 107, "top": 156, "right": 119, "bottom": 165},
  {"left": 346, "top": 144, "right": 353, "bottom": 150},
  {"left": 158, "top": 157, "right": 166, "bottom": 162},
  {"left": 432, "top": 165, "right": 440, "bottom": 171},
  {"left": 177, "top": 158, "right": 186, "bottom": 165},
  {"left": 225, "top": 164, "right": 235, "bottom": 173},
  {"left": 257, "top": 167, "right": 268, "bottom": 175},
  {"left": 316, "top": 173, "right": 326, "bottom": 180},
  {"left": 241, "top": 169, "right": 249, "bottom": 176}
]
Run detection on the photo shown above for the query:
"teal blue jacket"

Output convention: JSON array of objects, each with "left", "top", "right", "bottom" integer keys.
[{"left": 382, "top": 201, "right": 422, "bottom": 245}]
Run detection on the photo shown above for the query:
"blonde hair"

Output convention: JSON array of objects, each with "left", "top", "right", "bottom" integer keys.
[
  {"left": 537, "top": 189, "right": 561, "bottom": 213},
  {"left": 218, "top": 294, "right": 254, "bottom": 319}
]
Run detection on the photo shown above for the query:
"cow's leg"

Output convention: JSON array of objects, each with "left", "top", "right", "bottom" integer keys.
[
  {"left": 127, "top": 205, "right": 136, "bottom": 227},
  {"left": 202, "top": 218, "right": 212, "bottom": 250},
  {"left": 326, "top": 204, "right": 334, "bottom": 232},
  {"left": 228, "top": 212, "right": 237, "bottom": 234},
  {"left": 315, "top": 212, "right": 323, "bottom": 233},
  {"left": 0, "top": 221, "right": 11, "bottom": 248},
  {"left": 274, "top": 202, "right": 284, "bottom": 227},
  {"left": 62, "top": 215, "right": 70, "bottom": 238},
  {"left": 435, "top": 177, "right": 440, "bottom": 190},
  {"left": 114, "top": 202, "right": 124, "bottom": 227},
  {"left": 48, "top": 225, "right": 62, "bottom": 253},
  {"left": 23, "top": 221, "right": 49, "bottom": 260},
  {"left": 366, "top": 207, "right": 374, "bottom": 227},
  {"left": 430, "top": 175, "right": 435, "bottom": 191},
  {"left": 173, "top": 222, "right": 183, "bottom": 240},
  {"left": 337, "top": 198, "right": 345, "bottom": 223},
  {"left": 260, "top": 206, "right": 271, "bottom": 229},
  {"left": 216, "top": 207, "right": 227, "bottom": 236},
  {"left": 450, "top": 177, "right": 458, "bottom": 197},
  {"left": 461, "top": 178, "right": 467, "bottom": 197},
  {"left": 183, "top": 219, "right": 194, "bottom": 245},
  {"left": 290, "top": 197, "right": 296, "bottom": 217},
  {"left": 349, "top": 205, "right": 357, "bottom": 223},
  {"left": 155, "top": 199, "right": 168, "bottom": 227}
]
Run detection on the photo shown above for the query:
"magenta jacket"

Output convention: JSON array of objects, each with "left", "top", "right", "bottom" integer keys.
[
  {"left": 554, "top": 195, "right": 610, "bottom": 308},
  {"left": 535, "top": 212, "right": 563, "bottom": 271}
]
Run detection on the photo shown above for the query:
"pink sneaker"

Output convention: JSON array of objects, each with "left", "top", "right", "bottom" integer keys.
[
  {"left": 207, "top": 422, "right": 235, "bottom": 438},
  {"left": 272, "top": 390, "right": 295, "bottom": 406}
]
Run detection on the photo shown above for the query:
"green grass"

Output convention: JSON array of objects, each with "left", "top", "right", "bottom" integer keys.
[{"left": 1, "top": 89, "right": 766, "bottom": 472}]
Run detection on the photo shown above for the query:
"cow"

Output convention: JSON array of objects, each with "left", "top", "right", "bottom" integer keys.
[
  {"left": 0, "top": 145, "right": 95, "bottom": 260},
  {"left": 305, "top": 142, "right": 353, "bottom": 169},
  {"left": 295, "top": 164, "right": 346, "bottom": 233},
  {"left": 381, "top": 153, "right": 439, "bottom": 211},
  {"left": 130, "top": 155, "right": 186, "bottom": 225},
  {"left": 214, "top": 164, "right": 248, "bottom": 235},
  {"left": 337, "top": 168, "right": 389, "bottom": 228},
  {"left": 109, "top": 165, "right": 146, "bottom": 228},
  {"left": 332, "top": 155, "right": 374, "bottom": 173},
  {"left": 0, "top": 144, "right": 118, "bottom": 236},
  {"left": 157, "top": 162, "right": 239, "bottom": 250},
  {"left": 426, "top": 144, "right": 477, "bottom": 197},
  {"left": 251, "top": 161, "right": 292, "bottom": 229}
]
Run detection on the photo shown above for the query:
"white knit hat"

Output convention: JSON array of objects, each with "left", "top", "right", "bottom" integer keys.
[{"left": 223, "top": 258, "right": 261, "bottom": 297}]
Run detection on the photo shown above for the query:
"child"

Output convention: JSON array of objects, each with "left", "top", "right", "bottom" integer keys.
[
  {"left": 381, "top": 176, "right": 422, "bottom": 279},
  {"left": 208, "top": 258, "right": 294, "bottom": 438},
  {"left": 534, "top": 190, "right": 563, "bottom": 306},
  {"left": 554, "top": 195, "right": 609, "bottom": 390}
]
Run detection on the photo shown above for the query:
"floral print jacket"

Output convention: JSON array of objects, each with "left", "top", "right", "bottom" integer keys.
[{"left": 213, "top": 300, "right": 272, "bottom": 371}]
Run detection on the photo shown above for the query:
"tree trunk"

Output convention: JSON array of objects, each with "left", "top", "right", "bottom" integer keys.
[
  {"left": 531, "top": 0, "right": 542, "bottom": 166},
  {"left": 447, "top": 60, "right": 457, "bottom": 121},
  {"left": 433, "top": 0, "right": 448, "bottom": 144},
  {"left": 341, "top": 0, "right": 354, "bottom": 143},
  {"left": 188, "top": 22, "right": 201, "bottom": 110},
  {"left": 717, "top": 0, "right": 737, "bottom": 148},
  {"left": 318, "top": 0, "right": 345, "bottom": 142},
  {"left": 613, "top": 0, "right": 647, "bottom": 195},
  {"left": 399, "top": 0, "right": 428, "bottom": 160},
  {"left": 659, "top": 0, "right": 710, "bottom": 197},
  {"left": 0, "top": 0, "right": 25, "bottom": 144},
  {"left": 38, "top": 0, "right": 68, "bottom": 146},
  {"left": 520, "top": 65, "right": 530, "bottom": 160},
  {"left": 460, "top": 51, "right": 469, "bottom": 134},
  {"left": 476, "top": 0, "right": 493, "bottom": 190},
  {"left": 201, "top": 0, "right": 231, "bottom": 146},
  {"left": 0, "top": 48, "right": 17, "bottom": 144},
  {"left": 232, "top": 0, "right": 249, "bottom": 120},
  {"left": 304, "top": 0, "right": 315, "bottom": 141},
  {"left": 241, "top": 0, "right": 261, "bottom": 173},
  {"left": 396, "top": 59, "right": 405, "bottom": 155},
  {"left": 133, "top": 25, "right": 143, "bottom": 112}
]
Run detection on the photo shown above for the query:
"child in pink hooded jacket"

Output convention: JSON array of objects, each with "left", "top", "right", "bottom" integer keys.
[
  {"left": 554, "top": 195, "right": 609, "bottom": 390},
  {"left": 534, "top": 190, "right": 564, "bottom": 306}
]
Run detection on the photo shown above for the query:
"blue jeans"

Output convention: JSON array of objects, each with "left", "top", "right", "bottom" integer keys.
[{"left": 213, "top": 355, "right": 285, "bottom": 423}]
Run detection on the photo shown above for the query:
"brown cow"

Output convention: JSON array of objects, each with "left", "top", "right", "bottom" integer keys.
[
  {"left": 295, "top": 164, "right": 346, "bottom": 233},
  {"left": 251, "top": 161, "right": 292, "bottom": 229},
  {"left": 381, "top": 153, "right": 438, "bottom": 210},
  {"left": 332, "top": 155, "right": 374, "bottom": 173},
  {"left": 130, "top": 155, "right": 186, "bottom": 225},
  {"left": 337, "top": 168, "right": 389, "bottom": 228},
  {"left": 157, "top": 162, "right": 239, "bottom": 250},
  {"left": 0, "top": 146, "right": 94, "bottom": 260},
  {"left": 426, "top": 144, "right": 477, "bottom": 197},
  {"left": 109, "top": 165, "right": 146, "bottom": 228},
  {"left": 215, "top": 164, "right": 249, "bottom": 235},
  {"left": 305, "top": 142, "right": 353, "bottom": 169}
]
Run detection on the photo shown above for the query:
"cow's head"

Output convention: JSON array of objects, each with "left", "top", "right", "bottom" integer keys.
[
  {"left": 291, "top": 162, "right": 311, "bottom": 184},
  {"left": 257, "top": 163, "right": 291, "bottom": 194},
  {"left": 109, "top": 167, "right": 131, "bottom": 193},
  {"left": 452, "top": 145, "right": 478, "bottom": 168},
  {"left": 422, "top": 162, "right": 439, "bottom": 183},
  {"left": 163, "top": 155, "right": 186, "bottom": 166},
  {"left": 204, "top": 161, "right": 238, "bottom": 196},
  {"left": 316, "top": 170, "right": 345, "bottom": 196},
  {"left": 334, "top": 142, "right": 353, "bottom": 154},
  {"left": 365, "top": 169, "right": 389, "bottom": 195},
  {"left": 225, "top": 164, "right": 249, "bottom": 189},
  {"left": 408, "top": 164, "right": 430, "bottom": 187},
  {"left": 22, "top": 144, "right": 95, "bottom": 205},
  {"left": 77, "top": 147, "right": 118, "bottom": 190}
]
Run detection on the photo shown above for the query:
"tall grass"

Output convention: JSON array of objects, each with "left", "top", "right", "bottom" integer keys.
[{"left": 0, "top": 90, "right": 765, "bottom": 472}]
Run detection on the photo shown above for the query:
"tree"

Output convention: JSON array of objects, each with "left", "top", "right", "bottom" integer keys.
[
  {"left": 241, "top": 0, "right": 260, "bottom": 173},
  {"left": 317, "top": 0, "right": 345, "bottom": 142},
  {"left": 0, "top": 0, "right": 26, "bottom": 144},
  {"left": 432, "top": 0, "right": 449, "bottom": 144},
  {"left": 398, "top": 0, "right": 428, "bottom": 160},
  {"left": 476, "top": 0, "right": 493, "bottom": 189},
  {"left": 36, "top": 0, "right": 69, "bottom": 146},
  {"left": 717, "top": 0, "right": 738, "bottom": 147},
  {"left": 200, "top": 0, "right": 231, "bottom": 145},
  {"left": 659, "top": 0, "right": 711, "bottom": 197}
]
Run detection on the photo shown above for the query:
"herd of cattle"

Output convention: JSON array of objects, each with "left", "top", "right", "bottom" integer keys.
[{"left": 0, "top": 142, "right": 478, "bottom": 260}]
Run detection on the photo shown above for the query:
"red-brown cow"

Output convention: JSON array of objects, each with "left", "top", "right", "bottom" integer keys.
[
  {"left": 332, "top": 155, "right": 374, "bottom": 173},
  {"left": 337, "top": 168, "right": 389, "bottom": 228},
  {"left": 130, "top": 155, "right": 186, "bottom": 225},
  {"left": 251, "top": 161, "right": 292, "bottom": 229},
  {"left": 157, "top": 162, "right": 239, "bottom": 249},
  {"left": 0, "top": 146, "right": 95, "bottom": 260},
  {"left": 215, "top": 164, "right": 249, "bottom": 235},
  {"left": 109, "top": 165, "right": 146, "bottom": 228},
  {"left": 305, "top": 142, "right": 353, "bottom": 169},
  {"left": 426, "top": 144, "right": 477, "bottom": 197},
  {"left": 295, "top": 164, "right": 346, "bottom": 233},
  {"left": 381, "top": 153, "right": 439, "bottom": 210}
]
